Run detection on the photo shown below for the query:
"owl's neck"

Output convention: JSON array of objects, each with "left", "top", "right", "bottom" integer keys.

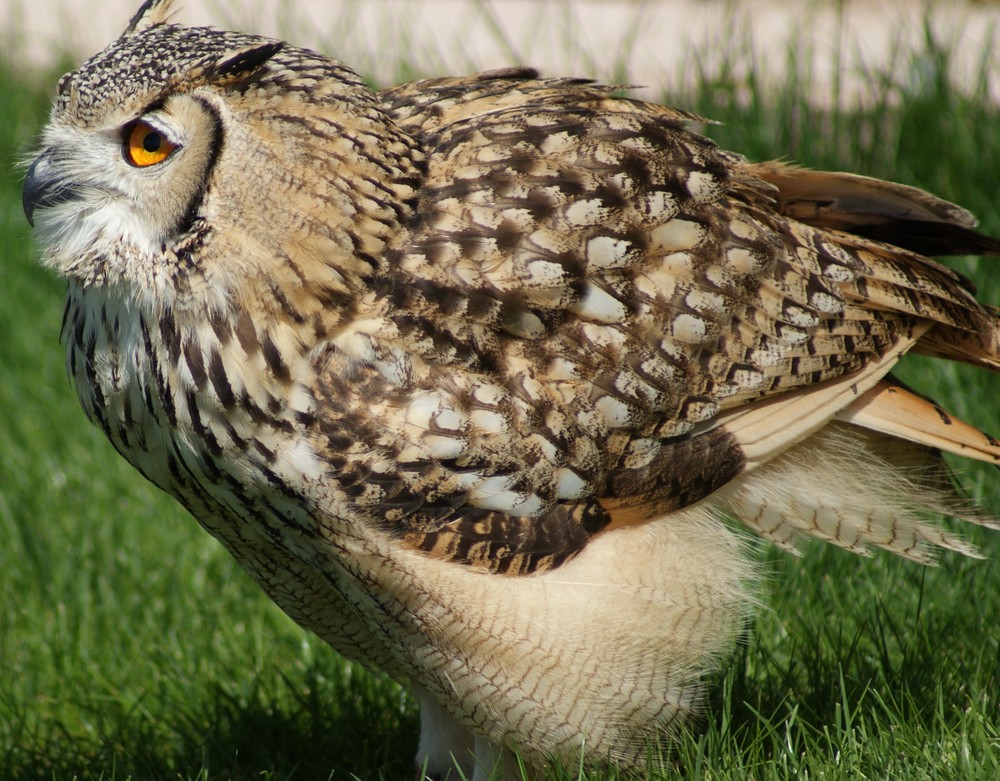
[{"left": 62, "top": 279, "right": 326, "bottom": 500}]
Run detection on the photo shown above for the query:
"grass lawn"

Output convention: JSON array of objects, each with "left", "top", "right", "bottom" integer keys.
[{"left": 1, "top": 20, "right": 999, "bottom": 781}]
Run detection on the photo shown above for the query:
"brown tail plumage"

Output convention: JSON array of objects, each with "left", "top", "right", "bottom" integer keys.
[
  {"left": 713, "top": 162, "right": 1000, "bottom": 560},
  {"left": 751, "top": 161, "right": 1000, "bottom": 257}
]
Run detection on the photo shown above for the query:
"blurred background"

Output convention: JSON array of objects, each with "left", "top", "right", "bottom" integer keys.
[{"left": 4, "top": 0, "right": 1000, "bottom": 104}]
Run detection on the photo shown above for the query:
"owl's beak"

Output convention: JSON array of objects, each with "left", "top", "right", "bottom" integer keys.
[{"left": 23, "top": 148, "right": 78, "bottom": 227}]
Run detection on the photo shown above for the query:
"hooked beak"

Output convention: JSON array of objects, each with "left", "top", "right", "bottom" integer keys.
[{"left": 23, "top": 148, "right": 80, "bottom": 227}]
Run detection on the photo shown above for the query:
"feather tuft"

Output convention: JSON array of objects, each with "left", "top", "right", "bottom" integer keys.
[{"left": 719, "top": 423, "right": 993, "bottom": 562}]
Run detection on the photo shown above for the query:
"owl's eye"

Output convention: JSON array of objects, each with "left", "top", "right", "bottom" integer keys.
[{"left": 124, "top": 121, "right": 177, "bottom": 167}]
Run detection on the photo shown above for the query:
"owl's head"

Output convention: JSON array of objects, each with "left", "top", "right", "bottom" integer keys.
[{"left": 24, "top": 0, "right": 416, "bottom": 309}]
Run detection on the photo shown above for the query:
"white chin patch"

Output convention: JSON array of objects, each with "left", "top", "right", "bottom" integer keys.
[{"left": 37, "top": 196, "right": 163, "bottom": 276}]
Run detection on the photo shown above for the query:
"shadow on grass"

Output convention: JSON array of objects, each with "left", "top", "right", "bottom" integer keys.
[
  {"left": 5, "top": 543, "right": 998, "bottom": 781},
  {"left": 3, "top": 667, "right": 420, "bottom": 781}
]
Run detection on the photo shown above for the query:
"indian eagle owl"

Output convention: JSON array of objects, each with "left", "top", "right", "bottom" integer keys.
[{"left": 22, "top": 1, "right": 1000, "bottom": 778}]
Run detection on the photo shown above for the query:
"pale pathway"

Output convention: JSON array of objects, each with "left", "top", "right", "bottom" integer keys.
[{"left": 6, "top": 0, "right": 1000, "bottom": 104}]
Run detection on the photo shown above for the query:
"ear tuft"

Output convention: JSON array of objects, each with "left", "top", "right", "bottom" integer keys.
[
  {"left": 122, "top": 0, "right": 177, "bottom": 37},
  {"left": 211, "top": 42, "right": 286, "bottom": 81}
]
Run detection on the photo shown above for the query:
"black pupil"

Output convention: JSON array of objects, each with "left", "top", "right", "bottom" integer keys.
[{"left": 142, "top": 131, "right": 162, "bottom": 153}]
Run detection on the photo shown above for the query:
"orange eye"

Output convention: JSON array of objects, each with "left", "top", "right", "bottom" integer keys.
[{"left": 124, "top": 121, "right": 177, "bottom": 167}]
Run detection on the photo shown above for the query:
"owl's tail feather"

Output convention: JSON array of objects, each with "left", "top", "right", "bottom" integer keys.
[
  {"left": 836, "top": 379, "right": 1000, "bottom": 465},
  {"left": 712, "top": 359, "right": 999, "bottom": 561},
  {"left": 716, "top": 328, "right": 925, "bottom": 470},
  {"left": 719, "top": 420, "right": 994, "bottom": 562},
  {"left": 750, "top": 161, "right": 1000, "bottom": 257}
]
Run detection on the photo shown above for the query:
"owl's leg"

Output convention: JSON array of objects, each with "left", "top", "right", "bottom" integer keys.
[{"left": 415, "top": 692, "right": 475, "bottom": 780}]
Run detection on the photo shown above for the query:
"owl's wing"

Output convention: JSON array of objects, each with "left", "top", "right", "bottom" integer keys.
[{"left": 320, "top": 75, "right": 1000, "bottom": 574}]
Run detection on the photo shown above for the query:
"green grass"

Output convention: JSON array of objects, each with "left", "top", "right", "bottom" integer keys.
[{"left": 1, "top": 17, "right": 1000, "bottom": 781}]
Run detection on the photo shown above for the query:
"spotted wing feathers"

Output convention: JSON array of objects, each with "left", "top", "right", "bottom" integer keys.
[{"left": 314, "top": 75, "right": 1000, "bottom": 573}]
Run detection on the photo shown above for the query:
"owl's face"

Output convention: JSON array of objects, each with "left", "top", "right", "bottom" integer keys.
[
  {"left": 26, "top": 90, "right": 219, "bottom": 267},
  {"left": 22, "top": 19, "right": 292, "bottom": 292},
  {"left": 23, "top": 10, "right": 410, "bottom": 311}
]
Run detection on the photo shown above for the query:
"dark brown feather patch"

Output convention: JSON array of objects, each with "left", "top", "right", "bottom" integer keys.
[
  {"left": 600, "top": 427, "right": 747, "bottom": 528},
  {"left": 402, "top": 501, "right": 611, "bottom": 575}
]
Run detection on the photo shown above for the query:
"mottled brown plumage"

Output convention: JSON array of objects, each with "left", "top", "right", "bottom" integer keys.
[{"left": 23, "top": 1, "right": 1000, "bottom": 778}]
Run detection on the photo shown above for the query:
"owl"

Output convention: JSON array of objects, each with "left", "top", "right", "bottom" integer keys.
[{"left": 22, "top": 1, "right": 1000, "bottom": 779}]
